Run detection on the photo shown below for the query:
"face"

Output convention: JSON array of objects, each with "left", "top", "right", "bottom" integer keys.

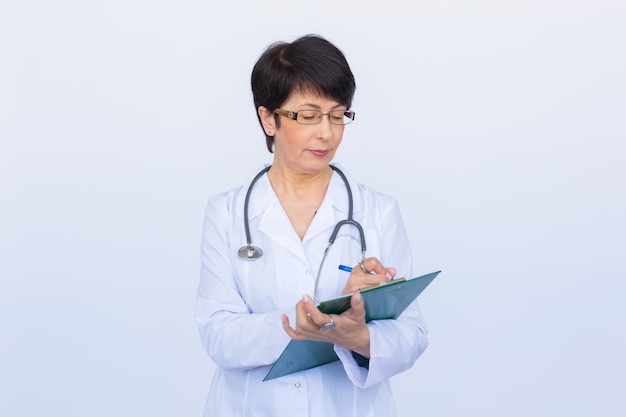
[{"left": 259, "top": 91, "right": 347, "bottom": 176}]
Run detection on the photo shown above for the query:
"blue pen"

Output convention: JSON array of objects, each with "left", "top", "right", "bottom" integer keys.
[
  {"left": 339, "top": 262, "right": 372, "bottom": 273},
  {"left": 340, "top": 260, "right": 371, "bottom": 273},
  {"left": 339, "top": 263, "right": 393, "bottom": 280}
]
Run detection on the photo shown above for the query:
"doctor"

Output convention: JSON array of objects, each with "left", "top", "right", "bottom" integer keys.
[{"left": 196, "top": 34, "right": 429, "bottom": 417}]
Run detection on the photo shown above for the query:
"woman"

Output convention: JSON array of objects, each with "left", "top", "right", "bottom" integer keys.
[{"left": 196, "top": 34, "right": 428, "bottom": 417}]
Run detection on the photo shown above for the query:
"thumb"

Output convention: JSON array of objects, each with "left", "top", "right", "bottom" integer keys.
[{"left": 350, "top": 291, "right": 366, "bottom": 319}]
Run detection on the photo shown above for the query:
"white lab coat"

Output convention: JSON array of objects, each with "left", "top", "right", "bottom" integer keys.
[{"left": 196, "top": 163, "right": 428, "bottom": 417}]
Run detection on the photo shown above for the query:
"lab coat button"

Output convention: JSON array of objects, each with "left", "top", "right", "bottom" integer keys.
[
  {"left": 294, "top": 382, "right": 301, "bottom": 388},
  {"left": 305, "top": 270, "right": 311, "bottom": 275}
]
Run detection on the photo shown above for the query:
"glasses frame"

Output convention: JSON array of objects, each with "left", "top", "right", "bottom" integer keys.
[{"left": 274, "top": 108, "right": 356, "bottom": 125}]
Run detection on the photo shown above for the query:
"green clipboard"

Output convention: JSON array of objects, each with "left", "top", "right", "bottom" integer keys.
[{"left": 263, "top": 270, "right": 441, "bottom": 381}]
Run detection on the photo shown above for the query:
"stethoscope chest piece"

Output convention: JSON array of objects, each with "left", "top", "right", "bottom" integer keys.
[{"left": 238, "top": 245, "right": 263, "bottom": 260}]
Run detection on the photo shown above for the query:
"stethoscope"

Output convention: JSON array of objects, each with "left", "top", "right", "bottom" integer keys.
[{"left": 237, "top": 165, "right": 367, "bottom": 303}]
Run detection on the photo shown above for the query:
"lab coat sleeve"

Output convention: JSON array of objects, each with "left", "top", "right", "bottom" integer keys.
[
  {"left": 195, "top": 193, "right": 291, "bottom": 371},
  {"left": 334, "top": 196, "right": 429, "bottom": 388}
]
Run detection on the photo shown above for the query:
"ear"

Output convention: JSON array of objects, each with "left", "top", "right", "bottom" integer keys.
[{"left": 258, "top": 106, "right": 276, "bottom": 135}]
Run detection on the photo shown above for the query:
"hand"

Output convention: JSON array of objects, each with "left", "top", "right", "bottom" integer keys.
[
  {"left": 282, "top": 292, "right": 371, "bottom": 358},
  {"left": 340, "top": 257, "right": 396, "bottom": 296}
]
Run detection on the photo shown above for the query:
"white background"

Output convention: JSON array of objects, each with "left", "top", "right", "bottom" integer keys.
[{"left": 1, "top": 1, "right": 625, "bottom": 416}]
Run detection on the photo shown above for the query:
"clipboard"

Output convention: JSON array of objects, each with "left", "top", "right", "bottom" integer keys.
[{"left": 263, "top": 270, "right": 441, "bottom": 381}]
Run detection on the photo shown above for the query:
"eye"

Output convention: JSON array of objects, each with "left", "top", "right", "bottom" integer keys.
[
  {"left": 330, "top": 111, "right": 345, "bottom": 122},
  {"left": 299, "top": 111, "right": 319, "bottom": 120}
]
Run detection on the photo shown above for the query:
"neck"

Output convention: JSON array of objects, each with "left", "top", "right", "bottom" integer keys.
[
  {"left": 266, "top": 164, "right": 333, "bottom": 240},
  {"left": 267, "top": 164, "right": 333, "bottom": 198}
]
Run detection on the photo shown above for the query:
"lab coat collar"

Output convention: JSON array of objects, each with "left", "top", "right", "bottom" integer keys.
[
  {"left": 327, "top": 163, "right": 363, "bottom": 217},
  {"left": 237, "top": 165, "right": 307, "bottom": 261},
  {"left": 301, "top": 164, "right": 361, "bottom": 244},
  {"left": 236, "top": 163, "right": 363, "bottom": 262},
  {"left": 238, "top": 164, "right": 274, "bottom": 223}
]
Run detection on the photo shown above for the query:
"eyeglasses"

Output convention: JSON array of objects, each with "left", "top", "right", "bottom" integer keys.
[{"left": 274, "top": 109, "right": 356, "bottom": 125}]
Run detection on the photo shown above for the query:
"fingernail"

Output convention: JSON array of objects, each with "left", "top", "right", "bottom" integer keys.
[
  {"left": 354, "top": 292, "right": 362, "bottom": 303},
  {"left": 386, "top": 272, "right": 393, "bottom": 280},
  {"left": 302, "top": 294, "right": 310, "bottom": 303}
]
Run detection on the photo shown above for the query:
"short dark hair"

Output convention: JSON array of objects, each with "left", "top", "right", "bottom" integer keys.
[{"left": 251, "top": 34, "right": 356, "bottom": 153}]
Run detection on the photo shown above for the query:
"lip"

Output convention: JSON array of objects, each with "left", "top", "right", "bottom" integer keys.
[{"left": 309, "top": 149, "right": 330, "bottom": 157}]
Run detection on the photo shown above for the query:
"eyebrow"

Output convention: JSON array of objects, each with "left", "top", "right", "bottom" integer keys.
[{"left": 298, "top": 102, "right": 345, "bottom": 110}]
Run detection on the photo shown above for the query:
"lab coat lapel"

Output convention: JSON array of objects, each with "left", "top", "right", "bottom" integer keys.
[
  {"left": 303, "top": 166, "right": 362, "bottom": 244},
  {"left": 243, "top": 164, "right": 362, "bottom": 262},
  {"left": 302, "top": 174, "right": 343, "bottom": 244},
  {"left": 249, "top": 175, "right": 309, "bottom": 262}
]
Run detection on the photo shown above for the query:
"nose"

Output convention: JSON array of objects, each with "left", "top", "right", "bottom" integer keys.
[{"left": 316, "top": 114, "right": 335, "bottom": 141}]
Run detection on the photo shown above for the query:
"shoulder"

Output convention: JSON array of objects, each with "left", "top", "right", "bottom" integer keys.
[
  {"left": 203, "top": 165, "right": 270, "bottom": 217},
  {"left": 203, "top": 184, "right": 247, "bottom": 221},
  {"left": 355, "top": 182, "right": 397, "bottom": 208},
  {"left": 331, "top": 163, "right": 399, "bottom": 213}
]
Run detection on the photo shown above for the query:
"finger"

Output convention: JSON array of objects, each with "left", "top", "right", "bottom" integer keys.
[
  {"left": 341, "top": 272, "right": 388, "bottom": 296},
  {"left": 300, "top": 294, "right": 329, "bottom": 326},
  {"left": 356, "top": 274, "right": 389, "bottom": 287},
  {"left": 360, "top": 258, "right": 397, "bottom": 281},
  {"left": 384, "top": 267, "right": 397, "bottom": 280},
  {"left": 359, "top": 257, "right": 386, "bottom": 275},
  {"left": 281, "top": 314, "right": 298, "bottom": 338},
  {"left": 294, "top": 297, "right": 316, "bottom": 328},
  {"left": 318, "top": 314, "right": 337, "bottom": 332},
  {"left": 289, "top": 302, "right": 321, "bottom": 338},
  {"left": 348, "top": 291, "right": 366, "bottom": 322}
]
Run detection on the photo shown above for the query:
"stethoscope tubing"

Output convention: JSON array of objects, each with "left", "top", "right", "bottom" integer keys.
[
  {"left": 242, "top": 166, "right": 271, "bottom": 250},
  {"left": 327, "top": 165, "right": 366, "bottom": 253},
  {"left": 238, "top": 164, "right": 366, "bottom": 260}
]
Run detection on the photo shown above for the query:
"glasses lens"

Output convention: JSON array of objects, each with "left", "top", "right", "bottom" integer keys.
[
  {"left": 327, "top": 111, "right": 346, "bottom": 125},
  {"left": 339, "top": 110, "right": 355, "bottom": 125},
  {"left": 296, "top": 110, "right": 322, "bottom": 125},
  {"left": 294, "top": 110, "right": 355, "bottom": 125}
]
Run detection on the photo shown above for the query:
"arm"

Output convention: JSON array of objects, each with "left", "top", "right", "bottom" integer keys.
[
  {"left": 195, "top": 195, "right": 290, "bottom": 371},
  {"left": 334, "top": 196, "right": 429, "bottom": 387},
  {"left": 278, "top": 194, "right": 428, "bottom": 387}
]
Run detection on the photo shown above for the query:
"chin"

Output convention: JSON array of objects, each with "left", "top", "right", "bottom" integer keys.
[
  {"left": 293, "top": 161, "right": 331, "bottom": 176},
  {"left": 309, "top": 157, "right": 334, "bottom": 171}
]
